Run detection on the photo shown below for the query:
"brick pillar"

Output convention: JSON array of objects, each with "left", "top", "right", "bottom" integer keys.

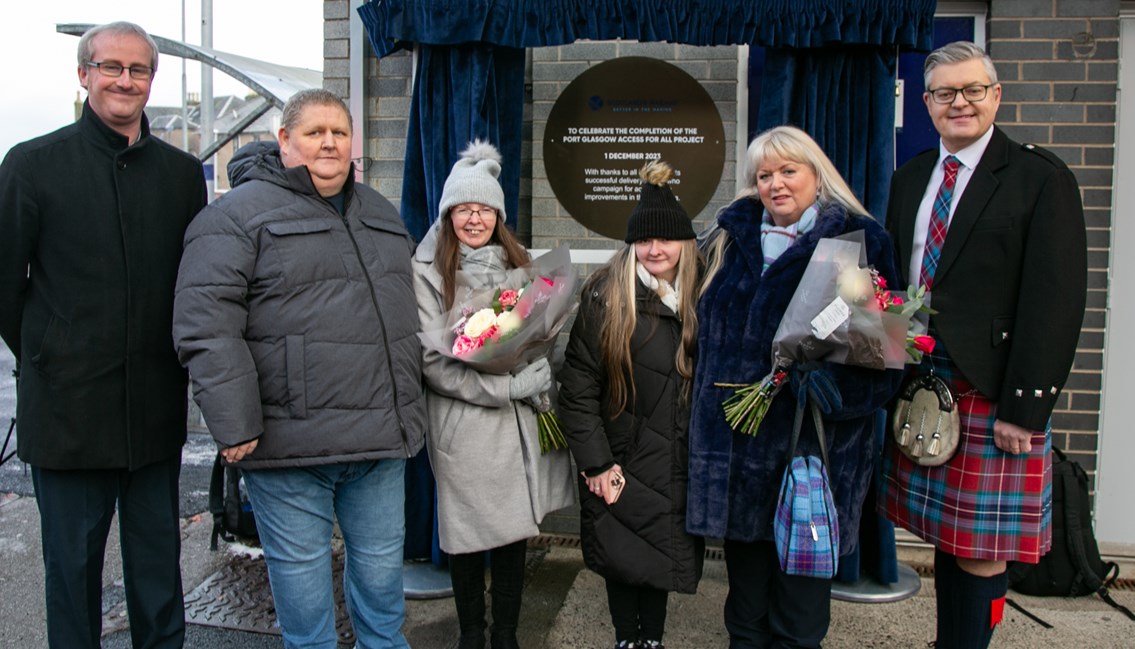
[{"left": 988, "top": 0, "right": 1120, "bottom": 473}]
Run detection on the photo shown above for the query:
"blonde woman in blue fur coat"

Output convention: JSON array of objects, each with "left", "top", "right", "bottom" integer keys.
[{"left": 687, "top": 126, "right": 902, "bottom": 648}]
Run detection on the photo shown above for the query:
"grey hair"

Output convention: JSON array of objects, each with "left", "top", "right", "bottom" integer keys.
[
  {"left": 77, "top": 22, "right": 159, "bottom": 73},
  {"left": 280, "top": 88, "right": 353, "bottom": 133},
  {"left": 923, "top": 41, "right": 998, "bottom": 87}
]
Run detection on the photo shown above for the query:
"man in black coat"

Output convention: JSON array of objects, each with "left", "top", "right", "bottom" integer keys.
[
  {"left": 879, "top": 41, "right": 1086, "bottom": 649},
  {"left": 0, "top": 21, "right": 206, "bottom": 649}
]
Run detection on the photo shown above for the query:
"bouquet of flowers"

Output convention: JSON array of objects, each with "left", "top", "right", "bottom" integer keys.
[
  {"left": 719, "top": 231, "right": 933, "bottom": 436},
  {"left": 418, "top": 245, "right": 579, "bottom": 452}
]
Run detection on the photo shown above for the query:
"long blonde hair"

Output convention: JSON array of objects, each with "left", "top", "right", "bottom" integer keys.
[
  {"left": 702, "top": 125, "right": 873, "bottom": 293},
  {"left": 584, "top": 240, "right": 702, "bottom": 416}
]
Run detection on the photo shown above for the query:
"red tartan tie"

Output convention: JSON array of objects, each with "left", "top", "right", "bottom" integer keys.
[{"left": 919, "top": 155, "right": 961, "bottom": 290}]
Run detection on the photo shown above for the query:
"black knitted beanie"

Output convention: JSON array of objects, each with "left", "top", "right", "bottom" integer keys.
[{"left": 623, "top": 160, "right": 695, "bottom": 243}]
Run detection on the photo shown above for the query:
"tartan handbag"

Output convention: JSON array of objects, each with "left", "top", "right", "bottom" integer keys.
[{"left": 773, "top": 387, "right": 839, "bottom": 579}]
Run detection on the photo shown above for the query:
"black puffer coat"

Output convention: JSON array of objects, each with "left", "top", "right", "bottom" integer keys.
[{"left": 558, "top": 275, "right": 704, "bottom": 594}]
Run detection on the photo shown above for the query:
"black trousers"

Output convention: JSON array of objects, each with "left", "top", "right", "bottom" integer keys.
[
  {"left": 605, "top": 578, "right": 669, "bottom": 643},
  {"left": 723, "top": 539, "right": 832, "bottom": 649},
  {"left": 32, "top": 456, "right": 184, "bottom": 649}
]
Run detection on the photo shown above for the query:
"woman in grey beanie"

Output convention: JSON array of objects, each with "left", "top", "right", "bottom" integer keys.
[{"left": 412, "top": 140, "right": 575, "bottom": 649}]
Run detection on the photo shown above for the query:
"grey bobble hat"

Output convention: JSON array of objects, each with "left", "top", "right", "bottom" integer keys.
[
  {"left": 624, "top": 160, "right": 695, "bottom": 243},
  {"left": 439, "top": 140, "right": 506, "bottom": 222}
]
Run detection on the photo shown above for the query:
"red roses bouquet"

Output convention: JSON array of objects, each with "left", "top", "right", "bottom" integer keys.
[
  {"left": 418, "top": 246, "right": 579, "bottom": 452},
  {"left": 719, "top": 231, "right": 932, "bottom": 436}
]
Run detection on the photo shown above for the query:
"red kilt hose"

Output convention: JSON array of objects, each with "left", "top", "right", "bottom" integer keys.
[{"left": 878, "top": 346, "right": 1053, "bottom": 563}]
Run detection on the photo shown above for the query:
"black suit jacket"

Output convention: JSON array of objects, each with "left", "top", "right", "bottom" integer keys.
[{"left": 887, "top": 126, "right": 1086, "bottom": 430}]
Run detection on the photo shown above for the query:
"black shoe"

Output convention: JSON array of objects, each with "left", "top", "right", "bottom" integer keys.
[
  {"left": 457, "top": 632, "right": 486, "bottom": 649},
  {"left": 489, "top": 631, "right": 520, "bottom": 649},
  {"left": 638, "top": 641, "right": 665, "bottom": 649},
  {"left": 614, "top": 642, "right": 638, "bottom": 649}
]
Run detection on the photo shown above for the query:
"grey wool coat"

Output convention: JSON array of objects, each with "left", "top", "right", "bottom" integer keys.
[
  {"left": 412, "top": 224, "right": 576, "bottom": 554},
  {"left": 173, "top": 142, "right": 426, "bottom": 468}
]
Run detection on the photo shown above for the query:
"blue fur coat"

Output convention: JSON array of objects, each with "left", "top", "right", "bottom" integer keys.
[{"left": 687, "top": 197, "right": 903, "bottom": 554}]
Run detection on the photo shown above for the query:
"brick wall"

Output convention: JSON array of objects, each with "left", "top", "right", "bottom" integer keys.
[
  {"left": 989, "top": 0, "right": 1118, "bottom": 475},
  {"left": 323, "top": 2, "right": 350, "bottom": 97}
]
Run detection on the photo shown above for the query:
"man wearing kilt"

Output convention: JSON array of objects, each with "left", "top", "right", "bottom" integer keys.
[{"left": 878, "top": 41, "right": 1087, "bottom": 649}]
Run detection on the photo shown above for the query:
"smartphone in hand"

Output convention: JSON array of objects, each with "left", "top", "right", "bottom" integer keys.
[{"left": 605, "top": 470, "right": 625, "bottom": 505}]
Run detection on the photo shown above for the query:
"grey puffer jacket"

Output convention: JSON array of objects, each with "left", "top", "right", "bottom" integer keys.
[{"left": 173, "top": 142, "right": 426, "bottom": 468}]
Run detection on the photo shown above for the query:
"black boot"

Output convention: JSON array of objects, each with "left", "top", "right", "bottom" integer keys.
[
  {"left": 450, "top": 552, "right": 488, "bottom": 649},
  {"left": 489, "top": 541, "right": 527, "bottom": 649}
]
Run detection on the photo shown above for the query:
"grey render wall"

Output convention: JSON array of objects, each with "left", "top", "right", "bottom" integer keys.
[{"left": 328, "top": 0, "right": 1115, "bottom": 480}]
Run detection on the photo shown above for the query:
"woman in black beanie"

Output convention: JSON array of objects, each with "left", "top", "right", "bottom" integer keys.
[{"left": 558, "top": 160, "right": 705, "bottom": 649}]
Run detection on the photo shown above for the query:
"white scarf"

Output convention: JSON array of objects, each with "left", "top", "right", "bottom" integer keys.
[{"left": 636, "top": 263, "right": 680, "bottom": 315}]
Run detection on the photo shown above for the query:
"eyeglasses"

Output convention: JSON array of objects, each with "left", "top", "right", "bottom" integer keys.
[
  {"left": 85, "top": 61, "right": 154, "bottom": 80},
  {"left": 453, "top": 206, "right": 497, "bottom": 219},
  {"left": 927, "top": 84, "right": 994, "bottom": 104}
]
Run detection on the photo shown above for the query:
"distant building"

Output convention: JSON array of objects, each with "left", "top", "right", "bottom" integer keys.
[{"left": 146, "top": 93, "right": 279, "bottom": 194}]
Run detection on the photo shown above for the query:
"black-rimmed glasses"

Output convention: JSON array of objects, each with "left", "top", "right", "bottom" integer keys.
[
  {"left": 86, "top": 61, "right": 154, "bottom": 80},
  {"left": 927, "top": 84, "right": 994, "bottom": 104}
]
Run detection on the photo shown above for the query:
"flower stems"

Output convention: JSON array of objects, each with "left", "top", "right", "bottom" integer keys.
[
  {"left": 718, "top": 369, "right": 789, "bottom": 436},
  {"left": 537, "top": 410, "right": 568, "bottom": 454}
]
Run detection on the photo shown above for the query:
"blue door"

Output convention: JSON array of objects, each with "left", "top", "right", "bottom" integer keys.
[{"left": 895, "top": 17, "right": 978, "bottom": 166}]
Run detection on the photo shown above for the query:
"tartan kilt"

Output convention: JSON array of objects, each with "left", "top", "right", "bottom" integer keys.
[{"left": 877, "top": 347, "right": 1052, "bottom": 563}]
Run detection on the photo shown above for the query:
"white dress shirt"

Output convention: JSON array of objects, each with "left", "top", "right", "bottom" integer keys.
[{"left": 907, "top": 126, "right": 996, "bottom": 285}]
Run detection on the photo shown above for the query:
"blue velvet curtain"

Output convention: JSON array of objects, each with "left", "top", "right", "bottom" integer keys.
[
  {"left": 757, "top": 46, "right": 900, "bottom": 584},
  {"left": 359, "top": 0, "right": 936, "bottom": 57},
  {"left": 756, "top": 46, "right": 897, "bottom": 220},
  {"left": 400, "top": 43, "right": 526, "bottom": 241}
]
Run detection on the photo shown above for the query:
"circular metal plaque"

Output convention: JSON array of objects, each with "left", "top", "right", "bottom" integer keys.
[{"left": 544, "top": 57, "right": 726, "bottom": 240}]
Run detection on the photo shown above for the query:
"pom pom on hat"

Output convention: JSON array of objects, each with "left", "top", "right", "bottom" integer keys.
[
  {"left": 624, "top": 159, "right": 695, "bottom": 243},
  {"left": 439, "top": 140, "right": 506, "bottom": 222}
]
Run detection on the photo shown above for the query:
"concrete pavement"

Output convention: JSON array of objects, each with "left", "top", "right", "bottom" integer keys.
[{"left": 3, "top": 484, "right": 1135, "bottom": 648}]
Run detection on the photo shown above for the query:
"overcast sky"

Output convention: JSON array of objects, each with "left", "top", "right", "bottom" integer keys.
[{"left": 0, "top": 0, "right": 324, "bottom": 157}]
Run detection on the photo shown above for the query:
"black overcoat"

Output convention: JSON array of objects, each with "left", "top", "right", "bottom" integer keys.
[
  {"left": 0, "top": 102, "right": 206, "bottom": 470},
  {"left": 559, "top": 276, "right": 704, "bottom": 594}
]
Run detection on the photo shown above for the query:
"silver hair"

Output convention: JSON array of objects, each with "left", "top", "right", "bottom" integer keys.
[
  {"left": 923, "top": 41, "right": 999, "bottom": 87},
  {"left": 77, "top": 22, "right": 159, "bottom": 73},
  {"left": 280, "top": 88, "right": 353, "bottom": 133}
]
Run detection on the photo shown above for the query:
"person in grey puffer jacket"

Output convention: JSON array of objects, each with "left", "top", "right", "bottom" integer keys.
[{"left": 173, "top": 89, "right": 425, "bottom": 649}]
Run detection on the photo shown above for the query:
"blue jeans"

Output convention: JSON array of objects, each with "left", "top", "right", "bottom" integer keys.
[{"left": 243, "top": 459, "right": 409, "bottom": 649}]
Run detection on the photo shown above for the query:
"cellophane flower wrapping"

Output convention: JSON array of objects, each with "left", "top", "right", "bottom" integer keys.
[
  {"left": 721, "top": 231, "right": 914, "bottom": 436},
  {"left": 771, "top": 230, "right": 909, "bottom": 372},
  {"left": 417, "top": 245, "right": 579, "bottom": 452}
]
